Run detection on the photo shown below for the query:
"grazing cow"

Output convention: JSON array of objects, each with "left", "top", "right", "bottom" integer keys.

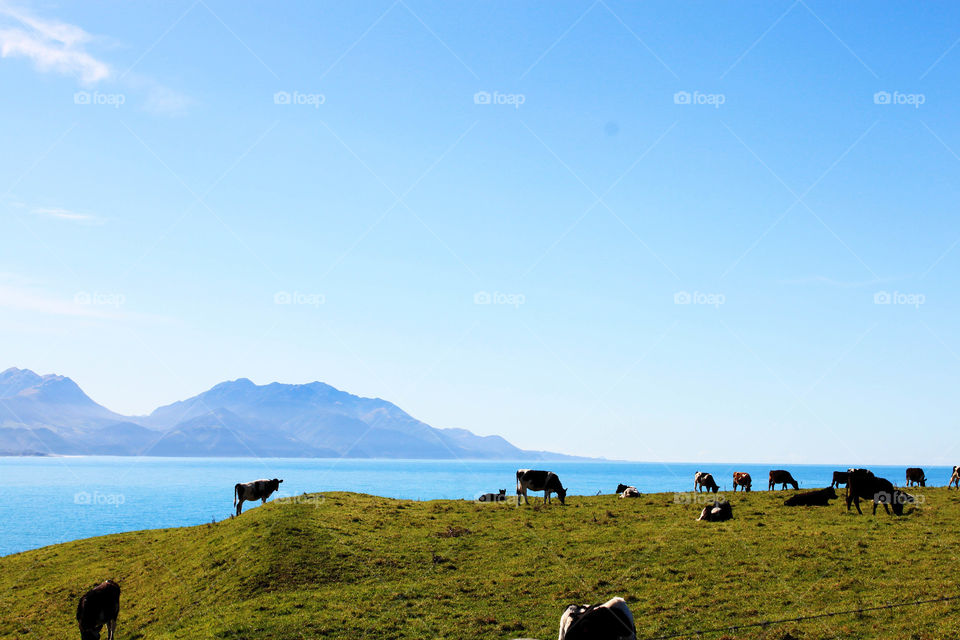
[
  {"left": 784, "top": 487, "right": 837, "bottom": 506},
  {"left": 516, "top": 469, "right": 567, "bottom": 505},
  {"left": 694, "top": 471, "right": 719, "bottom": 493},
  {"left": 558, "top": 597, "right": 636, "bottom": 640},
  {"left": 951, "top": 466, "right": 960, "bottom": 489},
  {"left": 697, "top": 499, "right": 733, "bottom": 522},
  {"left": 619, "top": 486, "right": 640, "bottom": 498},
  {"left": 845, "top": 468, "right": 913, "bottom": 516},
  {"left": 768, "top": 469, "right": 799, "bottom": 491},
  {"left": 732, "top": 472, "right": 752, "bottom": 492},
  {"left": 76, "top": 580, "right": 120, "bottom": 640},
  {"left": 830, "top": 471, "right": 849, "bottom": 489},
  {"left": 234, "top": 478, "right": 283, "bottom": 516},
  {"left": 905, "top": 467, "right": 926, "bottom": 487}
]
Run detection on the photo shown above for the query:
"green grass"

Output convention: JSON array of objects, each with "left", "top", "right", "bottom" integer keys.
[{"left": 3, "top": 489, "right": 960, "bottom": 639}]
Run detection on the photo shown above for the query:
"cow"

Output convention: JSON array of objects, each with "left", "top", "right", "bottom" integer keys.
[
  {"left": 905, "top": 467, "right": 926, "bottom": 487},
  {"left": 768, "top": 469, "right": 799, "bottom": 491},
  {"left": 615, "top": 483, "right": 632, "bottom": 494},
  {"left": 516, "top": 469, "right": 567, "bottom": 505},
  {"left": 478, "top": 489, "right": 507, "bottom": 502},
  {"left": 558, "top": 596, "right": 636, "bottom": 640},
  {"left": 732, "top": 472, "right": 752, "bottom": 492},
  {"left": 76, "top": 580, "right": 120, "bottom": 640},
  {"left": 697, "top": 499, "right": 733, "bottom": 522},
  {"left": 784, "top": 487, "right": 837, "bottom": 506},
  {"left": 830, "top": 471, "right": 849, "bottom": 489},
  {"left": 951, "top": 466, "right": 960, "bottom": 489},
  {"left": 694, "top": 471, "right": 719, "bottom": 493},
  {"left": 845, "top": 468, "right": 913, "bottom": 516},
  {"left": 234, "top": 478, "right": 283, "bottom": 515},
  {"left": 619, "top": 486, "right": 640, "bottom": 498}
]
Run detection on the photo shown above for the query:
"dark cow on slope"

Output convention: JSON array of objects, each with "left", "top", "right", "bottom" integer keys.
[
  {"left": 697, "top": 499, "right": 733, "bottom": 522},
  {"left": 768, "top": 469, "right": 799, "bottom": 491},
  {"left": 905, "top": 467, "right": 926, "bottom": 487},
  {"left": 558, "top": 596, "right": 636, "bottom": 640},
  {"left": 830, "top": 471, "right": 849, "bottom": 489},
  {"left": 784, "top": 487, "right": 837, "bottom": 506},
  {"left": 845, "top": 468, "right": 913, "bottom": 516},
  {"left": 694, "top": 471, "right": 719, "bottom": 493},
  {"left": 76, "top": 580, "right": 120, "bottom": 640},
  {"left": 516, "top": 469, "right": 567, "bottom": 505},
  {"left": 234, "top": 478, "right": 283, "bottom": 515}
]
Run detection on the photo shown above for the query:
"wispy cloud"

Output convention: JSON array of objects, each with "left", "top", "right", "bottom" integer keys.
[
  {"left": 778, "top": 275, "right": 902, "bottom": 288},
  {"left": 32, "top": 207, "right": 104, "bottom": 224},
  {"left": 0, "top": 3, "right": 110, "bottom": 84},
  {"left": 0, "top": 281, "right": 116, "bottom": 318}
]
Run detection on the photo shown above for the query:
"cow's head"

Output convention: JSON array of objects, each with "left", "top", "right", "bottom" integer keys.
[
  {"left": 79, "top": 626, "right": 101, "bottom": 640},
  {"left": 272, "top": 478, "right": 283, "bottom": 491},
  {"left": 892, "top": 490, "right": 914, "bottom": 516},
  {"left": 556, "top": 485, "right": 567, "bottom": 505},
  {"left": 616, "top": 483, "right": 629, "bottom": 494}
]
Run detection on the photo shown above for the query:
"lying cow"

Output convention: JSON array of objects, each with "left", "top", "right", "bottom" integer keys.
[
  {"left": 846, "top": 468, "right": 913, "bottom": 516},
  {"left": 234, "top": 478, "right": 283, "bottom": 515},
  {"left": 768, "top": 469, "right": 798, "bottom": 490},
  {"left": 615, "top": 483, "right": 633, "bottom": 494},
  {"left": 951, "top": 466, "right": 960, "bottom": 489},
  {"left": 830, "top": 471, "right": 849, "bottom": 488},
  {"left": 694, "top": 471, "right": 719, "bottom": 493},
  {"left": 478, "top": 489, "right": 507, "bottom": 502},
  {"left": 732, "top": 472, "right": 752, "bottom": 492},
  {"left": 77, "top": 579, "right": 120, "bottom": 640},
  {"left": 517, "top": 469, "right": 567, "bottom": 505},
  {"left": 697, "top": 499, "right": 733, "bottom": 522},
  {"left": 618, "top": 486, "right": 640, "bottom": 498},
  {"left": 558, "top": 596, "right": 636, "bottom": 640},
  {"left": 784, "top": 487, "right": 837, "bottom": 506},
  {"left": 905, "top": 467, "right": 926, "bottom": 487}
]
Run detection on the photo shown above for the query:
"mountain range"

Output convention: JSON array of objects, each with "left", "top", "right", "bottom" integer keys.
[{"left": 0, "top": 367, "right": 583, "bottom": 460}]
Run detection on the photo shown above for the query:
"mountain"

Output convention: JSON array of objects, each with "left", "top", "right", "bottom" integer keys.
[{"left": 0, "top": 368, "right": 586, "bottom": 460}]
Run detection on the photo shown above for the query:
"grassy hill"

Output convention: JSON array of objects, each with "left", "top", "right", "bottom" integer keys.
[{"left": 2, "top": 489, "right": 959, "bottom": 639}]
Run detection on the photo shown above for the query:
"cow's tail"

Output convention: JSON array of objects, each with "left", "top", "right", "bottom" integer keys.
[
  {"left": 516, "top": 470, "right": 522, "bottom": 494},
  {"left": 233, "top": 483, "right": 239, "bottom": 507}
]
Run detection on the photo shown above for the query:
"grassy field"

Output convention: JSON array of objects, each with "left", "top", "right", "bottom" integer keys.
[{"left": 2, "top": 488, "right": 959, "bottom": 639}]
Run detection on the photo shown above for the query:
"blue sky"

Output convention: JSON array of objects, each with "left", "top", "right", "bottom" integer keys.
[{"left": 1, "top": 1, "right": 959, "bottom": 464}]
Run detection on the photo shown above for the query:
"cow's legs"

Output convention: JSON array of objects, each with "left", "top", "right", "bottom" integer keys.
[
  {"left": 262, "top": 497, "right": 267, "bottom": 504},
  {"left": 236, "top": 498, "right": 244, "bottom": 516},
  {"left": 107, "top": 618, "right": 116, "bottom": 640}
]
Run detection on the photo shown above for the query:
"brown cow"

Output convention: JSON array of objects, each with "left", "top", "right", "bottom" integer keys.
[
  {"left": 732, "top": 472, "right": 752, "bottom": 492},
  {"left": 76, "top": 580, "right": 120, "bottom": 640},
  {"left": 768, "top": 469, "right": 798, "bottom": 490},
  {"left": 905, "top": 468, "right": 926, "bottom": 487},
  {"left": 694, "top": 471, "right": 719, "bottom": 493}
]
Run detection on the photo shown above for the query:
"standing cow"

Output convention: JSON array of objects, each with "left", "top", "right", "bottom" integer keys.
[
  {"left": 768, "top": 469, "right": 798, "bottom": 491},
  {"left": 76, "top": 580, "right": 120, "bottom": 640},
  {"left": 846, "top": 468, "right": 913, "bottom": 516},
  {"left": 951, "top": 466, "right": 960, "bottom": 489},
  {"left": 516, "top": 469, "right": 567, "bottom": 505},
  {"left": 234, "top": 478, "right": 283, "bottom": 515},
  {"left": 905, "top": 467, "right": 926, "bottom": 487},
  {"left": 830, "top": 471, "right": 849, "bottom": 489},
  {"left": 732, "top": 472, "right": 752, "bottom": 492},
  {"left": 694, "top": 471, "right": 719, "bottom": 493}
]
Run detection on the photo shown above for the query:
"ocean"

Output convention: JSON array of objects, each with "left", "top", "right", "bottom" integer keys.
[{"left": 0, "top": 456, "right": 953, "bottom": 556}]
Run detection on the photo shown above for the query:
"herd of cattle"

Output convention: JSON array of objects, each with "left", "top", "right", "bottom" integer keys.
[{"left": 72, "top": 465, "right": 960, "bottom": 640}]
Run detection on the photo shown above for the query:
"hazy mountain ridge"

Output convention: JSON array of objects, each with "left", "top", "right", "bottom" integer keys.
[{"left": 0, "top": 368, "right": 587, "bottom": 460}]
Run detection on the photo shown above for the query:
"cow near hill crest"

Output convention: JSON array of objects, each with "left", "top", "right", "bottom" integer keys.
[
  {"left": 768, "top": 469, "right": 798, "bottom": 491},
  {"left": 516, "top": 469, "right": 567, "bottom": 505},
  {"left": 234, "top": 478, "right": 283, "bottom": 516}
]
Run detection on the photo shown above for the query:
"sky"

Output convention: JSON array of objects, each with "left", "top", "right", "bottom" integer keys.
[{"left": 1, "top": 0, "right": 959, "bottom": 464}]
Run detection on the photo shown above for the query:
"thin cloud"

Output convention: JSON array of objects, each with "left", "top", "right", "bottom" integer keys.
[
  {"left": 0, "top": 282, "right": 116, "bottom": 318},
  {"left": 32, "top": 207, "right": 104, "bottom": 224},
  {"left": 0, "top": 3, "right": 110, "bottom": 83},
  {"left": 778, "top": 275, "right": 902, "bottom": 288}
]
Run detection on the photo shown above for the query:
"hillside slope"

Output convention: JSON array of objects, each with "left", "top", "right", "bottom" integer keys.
[{"left": 2, "top": 490, "right": 960, "bottom": 639}]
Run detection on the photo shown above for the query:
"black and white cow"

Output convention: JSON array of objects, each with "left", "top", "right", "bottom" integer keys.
[
  {"left": 234, "top": 478, "right": 283, "bottom": 515},
  {"left": 558, "top": 597, "right": 636, "bottom": 640},
  {"left": 516, "top": 469, "right": 567, "bottom": 505},
  {"left": 76, "top": 580, "right": 120, "bottom": 640}
]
